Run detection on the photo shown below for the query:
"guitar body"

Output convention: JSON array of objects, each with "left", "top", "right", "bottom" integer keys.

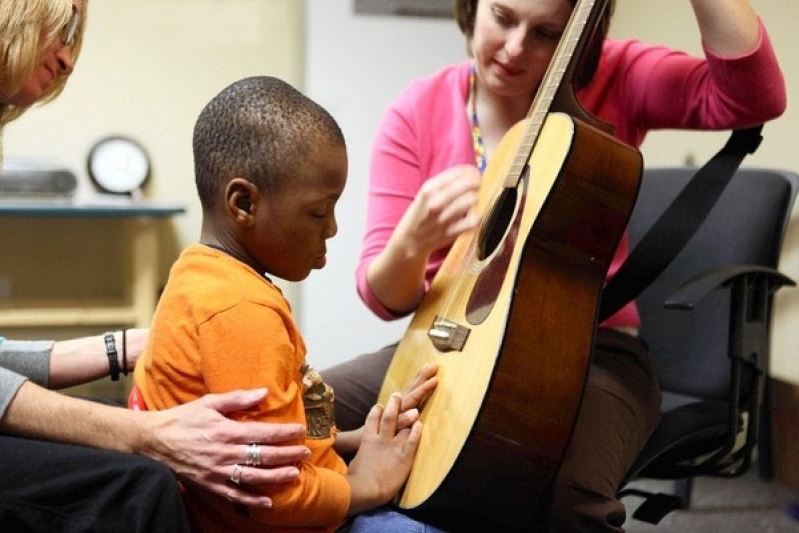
[{"left": 378, "top": 112, "right": 642, "bottom": 529}]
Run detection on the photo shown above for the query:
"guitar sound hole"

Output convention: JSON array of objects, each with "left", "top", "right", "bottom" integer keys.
[{"left": 478, "top": 187, "right": 518, "bottom": 260}]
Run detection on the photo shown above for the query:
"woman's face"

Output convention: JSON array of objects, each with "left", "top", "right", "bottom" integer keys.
[
  {"left": 0, "top": 1, "right": 82, "bottom": 107},
  {"left": 471, "top": 0, "right": 573, "bottom": 101}
]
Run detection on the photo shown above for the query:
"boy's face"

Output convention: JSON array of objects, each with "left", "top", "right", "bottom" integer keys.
[{"left": 249, "top": 142, "right": 347, "bottom": 282}]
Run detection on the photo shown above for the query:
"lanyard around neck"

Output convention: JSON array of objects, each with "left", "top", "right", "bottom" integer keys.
[{"left": 468, "top": 64, "right": 487, "bottom": 174}]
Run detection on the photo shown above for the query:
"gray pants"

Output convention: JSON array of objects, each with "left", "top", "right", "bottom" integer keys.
[{"left": 321, "top": 328, "right": 661, "bottom": 532}]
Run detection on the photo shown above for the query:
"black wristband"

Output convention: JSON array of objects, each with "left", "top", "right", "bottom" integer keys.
[
  {"left": 104, "top": 332, "right": 120, "bottom": 382},
  {"left": 121, "top": 329, "right": 129, "bottom": 376}
]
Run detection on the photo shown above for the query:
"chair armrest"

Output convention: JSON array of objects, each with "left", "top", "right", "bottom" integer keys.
[{"left": 664, "top": 265, "right": 796, "bottom": 311}]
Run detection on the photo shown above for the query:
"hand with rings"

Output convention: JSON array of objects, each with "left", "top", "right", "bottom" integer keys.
[{"left": 140, "top": 388, "right": 310, "bottom": 508}]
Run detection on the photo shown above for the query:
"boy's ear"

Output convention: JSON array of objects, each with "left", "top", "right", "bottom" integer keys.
[{"left": 225, "top": 178, "right": 261, "bottom": 226}]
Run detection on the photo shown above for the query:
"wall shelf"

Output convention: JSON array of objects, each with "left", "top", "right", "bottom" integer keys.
[{"left": 0, "top": 198, "right": 185, "bottom": 329}]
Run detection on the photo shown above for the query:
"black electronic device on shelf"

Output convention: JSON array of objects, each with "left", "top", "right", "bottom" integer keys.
[{"left": 0, "top": 163, "right": 78, "bottom": 198}]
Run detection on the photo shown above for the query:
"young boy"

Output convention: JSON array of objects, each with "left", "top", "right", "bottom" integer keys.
[{"left": 133, "top": 76, "right": 438, "bottom": 532}]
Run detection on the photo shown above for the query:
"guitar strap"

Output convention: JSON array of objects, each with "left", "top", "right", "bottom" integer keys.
[{"left": 597, "top": 125, "right": 764, "bottom": 323}]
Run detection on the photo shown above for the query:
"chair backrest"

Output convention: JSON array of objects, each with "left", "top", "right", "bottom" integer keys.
[{"left": 627, "top": 167, "right": 798, "bottom": 401}]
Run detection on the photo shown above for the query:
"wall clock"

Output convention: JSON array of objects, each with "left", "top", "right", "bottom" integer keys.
[{"left": 87, "top": 136, "right": 150, "bottom": 194}]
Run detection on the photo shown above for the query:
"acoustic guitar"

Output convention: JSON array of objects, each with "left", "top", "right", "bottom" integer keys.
[{"left": 377, "top": 0, "right": 643, "bottom": 529}]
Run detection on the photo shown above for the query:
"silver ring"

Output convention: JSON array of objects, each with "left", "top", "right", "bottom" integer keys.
[
  {"left": 229, "top": 463, "right": 243, "bottom": 486},
  {"left": 245, "top": 443, "right": 262, "bottom": 466}
]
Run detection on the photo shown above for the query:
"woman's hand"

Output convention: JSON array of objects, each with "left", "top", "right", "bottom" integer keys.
[
  {"left": 367, "top": 165, "right": 481, "bottom": 314},
  {"left": 394, "top": 165, "right": 481, "bottom": 258},
  {"left": 141, "top": 388, "right": 310, "bottom": 507}
]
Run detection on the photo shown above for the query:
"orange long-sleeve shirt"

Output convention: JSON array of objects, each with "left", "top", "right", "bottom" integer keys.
[{"left": 134, "top": 245, "right": 350, "bottom": 532}]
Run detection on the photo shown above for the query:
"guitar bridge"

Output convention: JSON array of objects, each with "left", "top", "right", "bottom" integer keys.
[{"left": 428, "top": 316, "right": 470, "bottom": 352}]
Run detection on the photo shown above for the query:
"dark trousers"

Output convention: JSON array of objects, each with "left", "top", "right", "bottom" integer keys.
[
  {"left": 321, "top": 328, "right": 662, "bottom": 532},
  {"left": 0, "top": 435, "right": 190, "bottom": 533}
]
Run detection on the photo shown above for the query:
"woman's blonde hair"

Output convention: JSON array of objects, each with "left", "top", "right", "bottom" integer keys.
[{"left": 0, "top": 0, "right": 87, "bottom": 138}]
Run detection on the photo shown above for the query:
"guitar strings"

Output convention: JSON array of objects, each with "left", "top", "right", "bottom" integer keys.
[
  {"left": 433, "top": 0, "right": 593, "bottom": 325},
  {"left": 434, "top": 69, "right": 504, "bottom": 323}
]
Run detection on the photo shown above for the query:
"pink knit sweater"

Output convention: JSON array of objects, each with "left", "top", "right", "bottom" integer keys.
[{"left": 357, "top": 20, "right": 786, "bottom": 329}]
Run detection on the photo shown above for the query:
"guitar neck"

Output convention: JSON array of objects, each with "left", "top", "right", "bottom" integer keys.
[{"left": 504, "top": 0, "right": 607, "bottom": 188}]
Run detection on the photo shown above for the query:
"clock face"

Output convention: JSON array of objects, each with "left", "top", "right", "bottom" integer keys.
[{"left": 87, "top": 137, "right": 150, "bottom": 194}]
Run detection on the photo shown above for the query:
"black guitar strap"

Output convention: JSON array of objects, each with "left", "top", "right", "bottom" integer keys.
[{"left": 598, "top": 125, "right": 764, "bottom": 323}]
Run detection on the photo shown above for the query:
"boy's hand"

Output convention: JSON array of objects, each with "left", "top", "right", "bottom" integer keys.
[
  {"left": 397, "top": 363, "right": 438, "bottom": 430},
  {"left": 336, "top": 364, "right": 436, "bottom": 456},
  {"left": 345, "top": 393, "right": 423, "bottom": 515}
]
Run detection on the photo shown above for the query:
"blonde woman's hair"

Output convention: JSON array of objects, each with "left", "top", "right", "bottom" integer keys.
[{"left": 0, "top": 0, "right": 87, "bottom": 157}]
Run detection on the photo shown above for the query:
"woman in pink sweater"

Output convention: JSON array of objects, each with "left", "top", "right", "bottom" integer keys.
[{"left": 322, "top": 0, "right": 787, "bottom": 531}]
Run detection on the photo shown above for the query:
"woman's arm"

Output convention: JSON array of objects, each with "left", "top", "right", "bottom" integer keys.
[
  {"left": 1, "top": 382, "right": 309, "bottom": 507},
  {"left": 48, "top": 328, "right": 147, "bottom": 389},
  {"left": 690, "top": 0, "right": 760, "bottom": 56}
]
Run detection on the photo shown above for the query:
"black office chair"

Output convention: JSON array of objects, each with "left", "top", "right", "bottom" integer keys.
[{"left": 616, "top": 167, "right": 798, "bottom": 525}]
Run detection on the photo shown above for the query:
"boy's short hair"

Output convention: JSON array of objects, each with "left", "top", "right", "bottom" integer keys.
[{"left": 192, "top": 75, "right": 344, "bottom": 209}]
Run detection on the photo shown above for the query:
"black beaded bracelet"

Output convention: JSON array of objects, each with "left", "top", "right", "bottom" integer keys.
[
  {"left": 104, "top": 332, "right": 120, "bottom": 382},
  {"left": 121, "top": 329, "right": 128, "bottom": 376}
]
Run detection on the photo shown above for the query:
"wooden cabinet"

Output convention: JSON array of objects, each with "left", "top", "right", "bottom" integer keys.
[
  {"left": 0, "top": 199, "right": 184, "bottom": 329},
  {"left": 0, "top": 200, "right": 185, "bottom": 401}
]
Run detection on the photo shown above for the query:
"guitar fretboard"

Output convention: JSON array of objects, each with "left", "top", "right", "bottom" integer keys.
[{"left": 504, "top": 0, "right": 599, "bottom": 187}]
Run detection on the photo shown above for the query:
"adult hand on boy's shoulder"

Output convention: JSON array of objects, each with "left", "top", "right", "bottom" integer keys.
[{"left": 142, "top": 388, "right": 310, "bottom": 508}]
